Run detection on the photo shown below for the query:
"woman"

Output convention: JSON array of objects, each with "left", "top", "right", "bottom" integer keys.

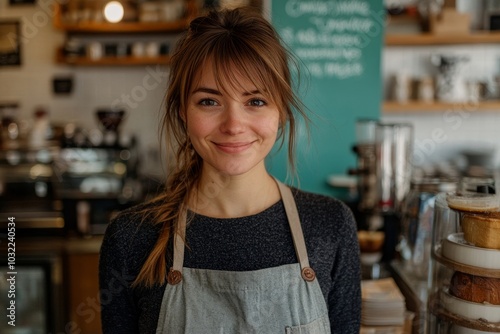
[{"left": 99, "top": 6, "right": 361, "bottom": 334}]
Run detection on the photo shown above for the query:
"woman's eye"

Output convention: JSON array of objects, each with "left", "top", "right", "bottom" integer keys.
[
  {"left": 199, "top": 99, "right": 218, "bottom": 106},
  {"left": 249, "top": 99, "right": 266, "bottom": 107}
]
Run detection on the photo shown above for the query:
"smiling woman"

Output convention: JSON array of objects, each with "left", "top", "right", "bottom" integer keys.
[
  {"left": 99, "top": 6, "right": 361, "bottom": 334},
  {"left": 185, "top": 60, "right": 280, "bottom": 184}
]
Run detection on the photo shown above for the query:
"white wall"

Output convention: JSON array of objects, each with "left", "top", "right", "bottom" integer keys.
[
  {"left": 382, "top": 44, "right": 500, "bottom": 169},
  {"left": 0, "top": 0, "right": 171, "bottom": 177}
]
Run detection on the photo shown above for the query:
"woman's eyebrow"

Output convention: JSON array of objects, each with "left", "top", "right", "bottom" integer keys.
[
  {"left": 192, "top": 87, "right": 262, "bottom": 96},
  {"left": 191, "top": 87, "right": 222, "bottom": 95},
  {"left": 243, "top": 90, "right": 262, "bottom": 96}
]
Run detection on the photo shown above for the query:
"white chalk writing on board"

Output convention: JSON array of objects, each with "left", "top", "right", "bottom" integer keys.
[{"left": 281, "top": 0, "right": 384, "bottom": 79}]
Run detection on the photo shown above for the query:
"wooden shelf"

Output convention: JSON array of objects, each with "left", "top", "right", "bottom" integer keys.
[
  {"left": 58, "top": 55, "right": 171, "bottom": 66},
  {"left": 383, "top": 100, "right": 500, "bottom": 113},
  {"left": 54, "top": 20, "right": 190, "bottom": 34},
  {"left": 52, "top": 1, "right": 195, "bottom": 34},
  {"left": 385, "top": 32, "right": 500, "bottom": 46}
]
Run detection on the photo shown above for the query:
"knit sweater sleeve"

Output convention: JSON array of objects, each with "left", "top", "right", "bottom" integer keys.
[
  {"left": 327, "top": 201, "right": 361, "bottom": 334},
  {"left": 293, "top": 190, "right": 361, "bottom": 334},
  {"left": 99, "top": 212, "right": 141, "bottom": 333}
]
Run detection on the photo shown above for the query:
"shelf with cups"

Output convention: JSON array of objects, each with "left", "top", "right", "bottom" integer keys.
[
  {"left": 52, "top": 0, "right": 196, "bottom": 33},
  {"left": 54, "top": 18, "right": 189, "bottom": 34},
  {"left": 383, "top": 100, "right": 500, "bottom": 113},
  {"left": 382, "top": 47, "right": 500, "bottom": 113},
  {"left": 53, "top": 18, "right": 190, "bottom": 34},
  {"left": 383, "top": 22, "right": 500, "bottom": 113},
  {"left": 52, "top": 0, "right": 196, "bottom": 66},
  {"left": 55, "top": 46, "right": 171, "bottom": 66}
]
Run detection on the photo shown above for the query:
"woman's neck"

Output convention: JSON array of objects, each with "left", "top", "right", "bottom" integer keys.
[{"left": 189, "top": 167, "right": 281, "bottom": 218}]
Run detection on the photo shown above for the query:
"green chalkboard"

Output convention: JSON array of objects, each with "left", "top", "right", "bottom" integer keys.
[{"left": 267, "top": 0, "right": 384, "bottom": 196}]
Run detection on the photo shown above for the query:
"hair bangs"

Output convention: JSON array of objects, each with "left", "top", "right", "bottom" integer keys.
[{"left": 209, "top": 38, "right": 285, "bottom": 110}]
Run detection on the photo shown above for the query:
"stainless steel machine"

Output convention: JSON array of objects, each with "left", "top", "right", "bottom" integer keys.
[
  {"left": 55, "top": 143, "right": 141, "bottom": 235},
  {"left": 349, "top": 119, "right": 414, "bottom": 262},
  {"left": 0, "top": 108, "right": 144, "bottom": 237},
  {"left": 0, "top": 145, "right": 65, "bottom": 236}
]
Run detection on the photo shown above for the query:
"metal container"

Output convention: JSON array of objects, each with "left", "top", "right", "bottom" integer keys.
[{"left": 375, "top": 122, "right": 414, "bottom": 213}]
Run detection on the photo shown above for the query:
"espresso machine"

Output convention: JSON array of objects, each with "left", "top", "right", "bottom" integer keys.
[
  {"left": 349, "top": 119, "right": 414, "bottom": 263},
  {"left": 55, "top": 109, "right": 143, "bottom": 236}
]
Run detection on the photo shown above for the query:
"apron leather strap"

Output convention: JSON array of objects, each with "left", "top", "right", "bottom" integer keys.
[
  {"left": 168, "top": 178, "right": 316, "bottom": 284},
  {"left": 275, "top": 180, "right": 316, "bottom": 282},
  {"left": 168, "top": 209, "right": 186, "bottom": 285}
]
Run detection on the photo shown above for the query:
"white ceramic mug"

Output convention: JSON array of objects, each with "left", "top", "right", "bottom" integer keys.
[
  {"left": 145, "top": 42, "right": 159, "bottom": 57},
  {"left": 87, "top": 42, "right": 103, "bottom": 60},
  {"left": 417, "top": 76, "right": 434, "bottom": 102},
  {"left": 132, "top": 42, "right": 145, "bottom": 57},
  {"left": 392, "top": 73, "right": 411, "bottom": 103}
]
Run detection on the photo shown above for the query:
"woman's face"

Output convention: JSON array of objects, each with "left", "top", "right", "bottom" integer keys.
[{"left": 185, "top": 61, "right": 280, "bottom": 177}]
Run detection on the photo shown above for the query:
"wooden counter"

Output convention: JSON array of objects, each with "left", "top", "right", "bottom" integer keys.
[{"left": 389, "top": 261, "right": 428, "bottom": 334}]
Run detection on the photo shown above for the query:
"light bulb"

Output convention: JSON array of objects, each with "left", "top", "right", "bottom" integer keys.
[{"left": 104, "top": 1, "right": 124, "bottom": 23}]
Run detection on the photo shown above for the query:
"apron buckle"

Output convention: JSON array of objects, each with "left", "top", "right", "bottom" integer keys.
[
  {"left": 167, "top": 268, "right": 182, "bottom": 285},
  {"left": 301, "top": 267, "right": 316, "bottom": 282}
]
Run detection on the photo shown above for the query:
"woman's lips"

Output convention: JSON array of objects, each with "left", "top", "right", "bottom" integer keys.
[{"left": 214, "top": 141, "right": 254, "bottom": 153}]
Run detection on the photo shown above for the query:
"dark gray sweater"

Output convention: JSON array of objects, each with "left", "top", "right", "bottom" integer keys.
[{"left": 99, "top": 188, "right": 361, "bottom": 333}]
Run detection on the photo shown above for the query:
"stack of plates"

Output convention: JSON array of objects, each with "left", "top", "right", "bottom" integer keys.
[
  {"left": 442, "top": 233, "right": 500, "bottom": 270},
  {"left": 361, "top": 278, "right": 406, "bottom": 326}
]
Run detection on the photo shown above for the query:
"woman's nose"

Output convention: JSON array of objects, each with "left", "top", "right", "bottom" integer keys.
[{"left": 220, "top": 105, "right": 245, "bottom": 134}]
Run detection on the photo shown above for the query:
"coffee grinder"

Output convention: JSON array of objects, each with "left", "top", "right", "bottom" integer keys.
[
  {"left": 349, "top": 119, "right": 414, "bottom": 263},
  {"left": 349, "top": 119, "right": 378, "bottom": 214}
]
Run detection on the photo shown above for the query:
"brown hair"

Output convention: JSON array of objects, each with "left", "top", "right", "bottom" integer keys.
[{"left": 133, "top": 6, "right": 308, "bottom": 287}]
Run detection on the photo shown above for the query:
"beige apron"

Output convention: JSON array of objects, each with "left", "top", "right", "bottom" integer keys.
[{"left": 156, "top": 181, "right": 331, "bottom": 333}]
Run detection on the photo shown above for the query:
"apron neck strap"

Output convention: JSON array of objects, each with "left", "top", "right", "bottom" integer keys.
[
  {"left": 171, "top": 208, "right": 186, "bottom": 273},
  {"left": 275, "top": 180, "right": 311, "bottom": 271},
  {"left": 168, "top": 178, "right": 315, "bottom": 284}
]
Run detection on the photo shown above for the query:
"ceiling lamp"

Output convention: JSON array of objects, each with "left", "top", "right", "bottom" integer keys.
[{"left": 103, "top": 1, "right": 125, "bottom": 23}]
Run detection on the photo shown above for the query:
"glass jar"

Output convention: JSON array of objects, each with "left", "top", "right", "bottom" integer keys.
[
  {"left": 399, "top": 179, "right": 457, "bottom": 280},
  {"left": 427, "top": 192, "right": 500, "bottom": 333}
]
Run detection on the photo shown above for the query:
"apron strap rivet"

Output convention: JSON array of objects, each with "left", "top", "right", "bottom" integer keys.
[
  {"left": 167, "top": 269, "right": 182, "bottom": 285},
  {"left": 301, "top": 267, "right": 316, "bottom": 282}
]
